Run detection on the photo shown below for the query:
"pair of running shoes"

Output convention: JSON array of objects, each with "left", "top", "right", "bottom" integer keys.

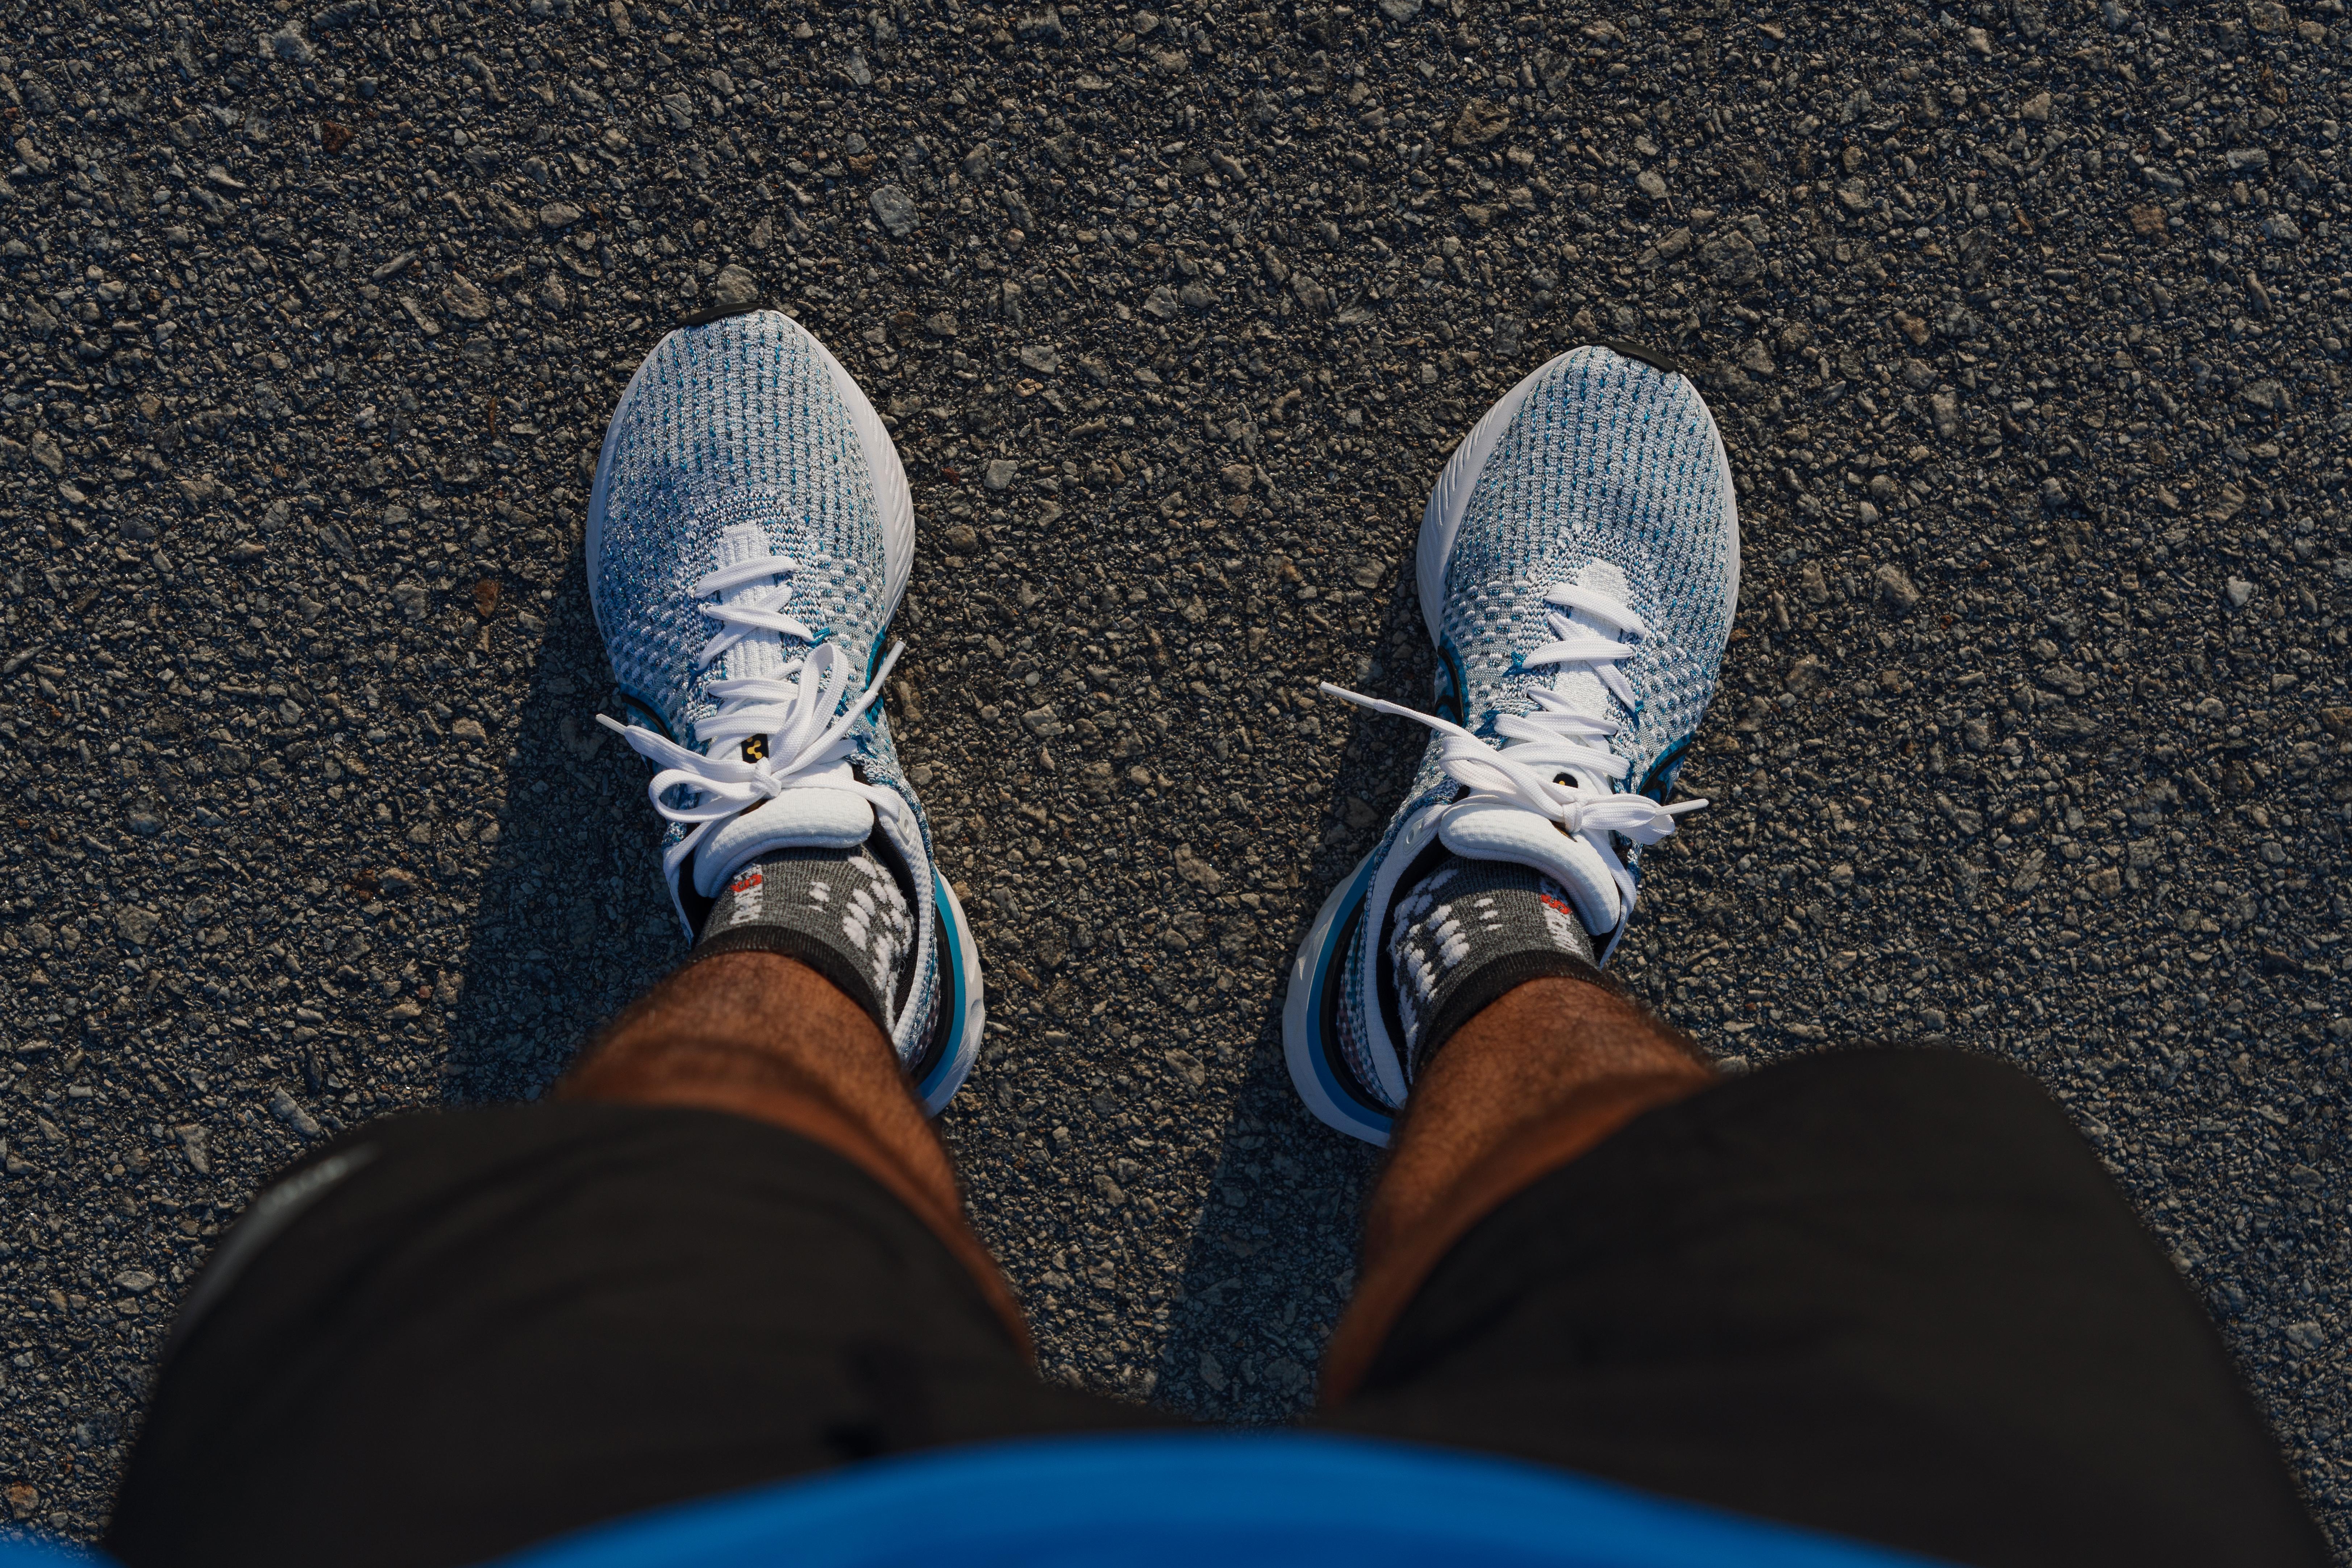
[{"left": 583, "top": 308, "right": 1739, "bottom": 1143}]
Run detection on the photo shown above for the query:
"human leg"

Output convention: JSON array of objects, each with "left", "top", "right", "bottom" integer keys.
[
  {"left": 108, "top": 309, "right": 1172, "bottom": 1568},
  {"left": 1282, "top": 337, "right": 1741, "bottom": 1393},
  {"left": 1286, "top": 344, "right": 2322, "bottom": 1565},
  {"left": 1321, "top": 1043, "right": 2329, "bottom": 1568},
  {"left": 561, "top": 947, "right": 1011, "bottom": 1320},
  {"left": 1328, "top": 972, "right": 1714, "bottom": 1394},
  {"left": 107, "top": 1008, "right": 1156, "bottom": 1568}
]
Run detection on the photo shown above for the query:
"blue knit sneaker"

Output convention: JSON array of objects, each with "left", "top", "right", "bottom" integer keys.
[
  {"left": 1284, "top": 345, "right": 1739, "bottom": 1144},
  {"left": 587, "top": 308, "right": 984, "bottom": 1114}
]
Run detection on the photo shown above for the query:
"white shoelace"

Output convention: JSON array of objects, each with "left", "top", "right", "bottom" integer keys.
[
  {"left": 599, "top": 552, "right": 907, "bottom": 890},
  {"left": 1320, "top": 582, "right": 1704, "bottom": 941}
]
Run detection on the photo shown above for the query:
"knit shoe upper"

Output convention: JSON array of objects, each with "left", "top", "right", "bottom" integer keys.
[
  {"left": 586, "top": 309, "right": 948, "bottom": 1070},
  {"left": 1323, "top": 344, "right": 1739, "bottom": 1112}
]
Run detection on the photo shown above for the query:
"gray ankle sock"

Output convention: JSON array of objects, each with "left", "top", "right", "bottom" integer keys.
[
  {"left": 694, "top": 842, "right": 915, "bottom": 1035},
  {"left": 1387, "top": 854, "right": 1602, "bottom": 1069}
]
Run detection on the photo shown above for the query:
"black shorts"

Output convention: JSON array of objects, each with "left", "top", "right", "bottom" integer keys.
[{"left": 108, "top": 1050, "right": 2324, "bottom": 1568}]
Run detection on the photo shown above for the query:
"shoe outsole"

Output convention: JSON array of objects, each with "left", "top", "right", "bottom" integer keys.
[
  {"left": 1286, "top": 344, "right": 1737, "bottom": 1144},
  {"left": 1282, "top": 853, "right": 1395, "bottom": 1147},
  {"left": 585, "top": 310, "right": 979, "bottom": 1118},
  {"left": 914, "top": 870, "right": 986, "bottom": 1115}
]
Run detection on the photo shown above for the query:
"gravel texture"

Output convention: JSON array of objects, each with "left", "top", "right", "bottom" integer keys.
[{"left": 3, "top": 0, "right": 2351, "bottom": 1547}]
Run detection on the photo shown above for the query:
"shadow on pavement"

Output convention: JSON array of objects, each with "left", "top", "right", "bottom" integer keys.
[
  {"left": 439, "top": 539, "right": 680, "bottom": 1103},
  {"left": 1151, "top": 565, "right": 1439, "bottom": 1422}
]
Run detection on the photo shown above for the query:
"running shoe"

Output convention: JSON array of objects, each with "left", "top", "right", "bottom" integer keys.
[
  {"left": 586, "top": 307, "right": 983, "bottom": 1114},
  {"left": 1285, "top": 344, "right": 1739, "bottom": 1144}
]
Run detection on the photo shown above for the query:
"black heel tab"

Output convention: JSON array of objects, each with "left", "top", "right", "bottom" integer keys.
[
  {"left": 1594, "top": 338, "right": 1683, "bottom": 377},
  {"left": 679, "top": 298, "right": 769, "bottom": 328}
]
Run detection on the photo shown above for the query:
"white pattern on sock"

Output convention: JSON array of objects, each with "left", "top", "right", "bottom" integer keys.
[
  {"left": 1432, "top": 907, "right": 1469, "bottom": 967},
  {"left": 719, "top": 867, "right": 766, "bottom": 928},
  {"left": 1385, "top": 858, "right": 1601, "bottom": 1062}
]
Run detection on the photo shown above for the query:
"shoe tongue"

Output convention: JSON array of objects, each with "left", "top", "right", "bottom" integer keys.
[
  {"left": 713, "top": 521, "right": 792, "bottom": 686},
  {"left": 1547, "top": 558, "right": 1632, "bottom": 727},
  {"left": 693, "top": 789, "right": 875, "bottom": 898},
  {"left": 694, "top": 521, "right": 874, "bottom": 898}
]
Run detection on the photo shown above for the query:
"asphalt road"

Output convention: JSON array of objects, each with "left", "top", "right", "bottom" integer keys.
[{"left": 2, "top": 0, "right": 2349, "bottom": 1548}]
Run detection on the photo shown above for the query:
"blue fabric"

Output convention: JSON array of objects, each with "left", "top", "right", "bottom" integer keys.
[{"left": 493, "top": 1432, "right": 1945, "bottom": 1568}]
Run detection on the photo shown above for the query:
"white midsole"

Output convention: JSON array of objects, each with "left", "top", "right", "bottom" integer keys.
[
  {"left": 801, "top": 318, "right": 915, "bottom": 616},
  {"left": 1415, "top": 356, "right": 1559, "bottom": 644}
]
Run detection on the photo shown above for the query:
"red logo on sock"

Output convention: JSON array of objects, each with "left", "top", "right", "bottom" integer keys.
[{"left": 729, "top": 870, "right": 764, "bottom": 896}]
